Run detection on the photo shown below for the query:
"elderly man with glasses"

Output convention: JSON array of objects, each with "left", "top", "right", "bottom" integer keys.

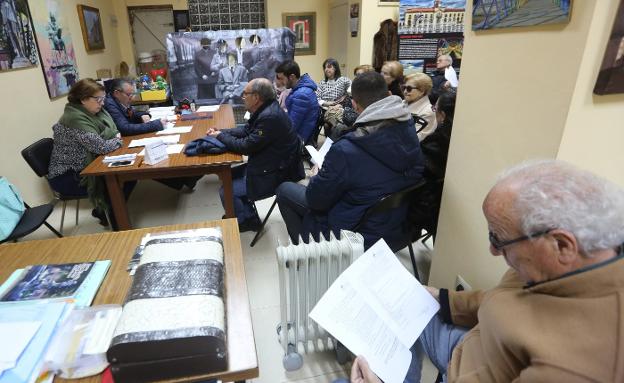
[
  {"left": 104, "top": 78, "right": 166, "bottom": 136},
  {"left": 351, "top": 160, "right": 624, "bottom": 383},
  {"left": 207, "top": 78, "right": 304, "bottom": 232}
]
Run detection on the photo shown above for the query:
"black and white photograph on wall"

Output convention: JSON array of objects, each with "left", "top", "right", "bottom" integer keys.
[
  {"left": 0, "top": 0, "right": 38, "bottom": 71},
  {"left": 166, "top": 28, "right": 295, "bottom": 106},
  {"left": 594, "top": 0, "right": 624, "bottom": 95}
]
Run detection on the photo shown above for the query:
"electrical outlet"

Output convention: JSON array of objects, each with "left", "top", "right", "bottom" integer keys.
[{"left": 455, "top": 275, "right": 472, "bottom": 291}]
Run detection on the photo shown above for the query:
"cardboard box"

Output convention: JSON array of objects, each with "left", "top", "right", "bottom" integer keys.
[{"left": 140, "top": 89, "right": 167, "bottom": 101}]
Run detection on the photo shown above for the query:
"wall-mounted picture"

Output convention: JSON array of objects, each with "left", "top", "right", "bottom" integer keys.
[
  {"left": 0, "top": 0, "right": 39, "bottom": 71},
  {"left": 379, "top": 0, "right": 399, "bottom": 5},
  {"left": 77, "top": 4, "right": 104, "bottom": 51},
  {"left": 472, "top": 0, "right": 571, "bottom": 30},
  {"left": 30, "top": 0, "right": 79, "bottom": 98},
  {"left": 594, "top": 0, "right": 624, "bottom": 95},
  {"left": 399, "top": 0, "right": 465, "bottom": 34},
  {"left": 282, "top": 12, "right": 315, "bottom": 56}
]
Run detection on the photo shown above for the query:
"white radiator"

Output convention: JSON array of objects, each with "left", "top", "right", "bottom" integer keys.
[{"left": 275, "top": 230, "right": 364, "bottom": 371}]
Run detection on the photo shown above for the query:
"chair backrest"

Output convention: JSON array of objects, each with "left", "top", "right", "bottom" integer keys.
[
  {"left": 354, "top": 179, "right": 427, "bottom": 232},
  {"left": 21, "top": 138, "right": 54, "bottom": 178}
]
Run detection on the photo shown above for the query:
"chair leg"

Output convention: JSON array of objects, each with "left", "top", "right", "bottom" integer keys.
[
  {"left": 60, "top": 200, "right": 67, "bottom": 234},
  {"left": 43, "top": 221, "right": 63, "bottom": 238},
  {"left": 250, "top": 199, "right": 277, "bottom": 247},
  {"left": 75, "top": 199, "right": 80, "bottom": 226},
  {"left": 408, "top": 242, "right": 420, "bottom": 282}
]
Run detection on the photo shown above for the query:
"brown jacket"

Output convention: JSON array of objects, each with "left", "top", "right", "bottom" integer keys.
[
  {"left": 447, "top": 257, "right": 624, "bottom": 382},
  {"left": 372, "top": 19, "right": 398, "bottom": 72}
]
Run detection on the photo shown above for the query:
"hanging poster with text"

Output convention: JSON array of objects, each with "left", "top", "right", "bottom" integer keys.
[{"left": 398, "top": 0, "right": 465, "bottom": 77}]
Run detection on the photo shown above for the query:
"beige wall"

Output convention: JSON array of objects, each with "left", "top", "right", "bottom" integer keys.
[
  {"left": 266, "top": 0, "right": 330, "bottom": 81},
  {"left": 0, "top": 0, "right": 122, "bottom": 204},
  {"left": 557, "top": 0, "right": 624, "bottom": 187},
  {"left": 429, "top": 0, "right": 598, "bottom": 289},
  {"left": 358, "top": 1, "right": 398, "bottom": 70}
]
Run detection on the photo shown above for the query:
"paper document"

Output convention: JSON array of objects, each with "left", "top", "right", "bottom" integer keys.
[
  {"left": 196, "top": 105, "right": 220, "bottom": 113},
  {"left": 244, "top": 111, "right": 250, "bottom": 120},
  {"left": 445, "top": 66, "right": 458, "bottom": 87},
  {"left": 149, "top": 106, "right": 175, "bottom": 113},
  {"left": 305, "top": 138, "right": 333, "bottom": 168},
  {"left": 0, "top": 321, "right": 41, "bottom": 366},
  {"left": 150, "top": 114, "right": 177, "bottom": 122},
  {"left": 309, "top": 240, "right": 440, "bottom": 383},
  {"left": 128, "top": 135, "right": 180, "bottom": 148},
  {"left": 156, "top": 126, "right": 192, "bottom": 135},
  {"left": 138, "top": 144, "right": 184, "bottom": 156}
]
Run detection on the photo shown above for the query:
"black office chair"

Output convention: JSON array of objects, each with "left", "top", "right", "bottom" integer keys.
[
  {"left": 21, "top": 138, "right": 88, "bottom": 234},
  {"left": 353, "top": 179, "right": 427, "bottom": 280},
  {"left": 408, "top": 178, "right": 445, "bottom": 246},
  {"left": 1, "top": 202, "right": 63, "bottom": 244}
]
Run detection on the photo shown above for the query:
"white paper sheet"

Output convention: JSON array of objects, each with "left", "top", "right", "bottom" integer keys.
[
  {"left": 196, "top": 105, "right": 220, "bottom": 112},
  {"left": 445, "top": 66, "right": 459, "bottom": 87},
  {"left": 305, "top": 138, "right": 333, "bottom": 168},
  {"left": 138, "top": 144, "right": 184, "bottom": 156},
  {"left": 309, "top": 240, "right": 440, "bottom": 383},
  {"left": 102, "top": 153, "right": 137, "bottom": 163},
  {"left": 0, "top": 321, "right": 42, "bottom": 365},
  {"left": 128, "top": 135, "right": 180, "bottom": 148},
  {"left": 156, "top": 126, "right": 192, "bottom": 135}
]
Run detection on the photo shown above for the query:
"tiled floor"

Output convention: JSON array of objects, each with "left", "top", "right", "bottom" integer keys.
[{"left": 20, "top": 173, "right": 438, "bottom": 383}]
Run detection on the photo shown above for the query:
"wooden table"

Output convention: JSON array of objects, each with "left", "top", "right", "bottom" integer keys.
[
  {"left": 81, "top": 105, "right": 243, "bottom": 231},
  {"left": 0, "top": 219, "right": 258, "bottom": 383}
]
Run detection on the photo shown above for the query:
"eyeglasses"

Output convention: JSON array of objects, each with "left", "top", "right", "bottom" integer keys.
[
  {"left": 116, "top": 89, "right": 135, "bottom": 98},
  {"left": 401, "top": 85, "right": 419, "bottom": 93},
  {"left": 90, "top": 96, "right": 105, "bottom": 103},
  {"left": 488, "top": 229, "right": 553, "bottom": 251},
  {"left": 241, "top": 91, "right": 255, "bottom": 99}
]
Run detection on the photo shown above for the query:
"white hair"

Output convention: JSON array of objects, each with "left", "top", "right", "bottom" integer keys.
[
  {"left": 496, "top": 159, "right": 624, "bottom": 254},
  {"left": 439, "top": 54, "right": 453, "bottom": 66}
]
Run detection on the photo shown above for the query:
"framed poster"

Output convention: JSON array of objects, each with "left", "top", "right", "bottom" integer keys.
[
  {"left": 0, "top": 0, "right": 39, "bottom": 71},
  {"left": 594, "top": 0, "right": 624, "bottom": 95},
  {"left": 29, "top": 0, "right": 79, "bottom": 98},
  {"left": 77, "top": 4, "right": 104, "bottom": 51},
  {"left": 282, "top": 12, "right": 315, "bottom": 56}
]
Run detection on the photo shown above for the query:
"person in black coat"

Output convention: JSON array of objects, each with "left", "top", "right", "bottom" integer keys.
[{"left": 207, "top": 78, "right": 304, "bottom": 231}]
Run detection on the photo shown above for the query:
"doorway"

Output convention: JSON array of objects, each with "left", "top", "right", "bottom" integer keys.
[
  {"left": 329, "top": 2, "right": 349, "bottom": 75},
  {"left": 128, "top": 6, "right": 174, "bottom": 66}
]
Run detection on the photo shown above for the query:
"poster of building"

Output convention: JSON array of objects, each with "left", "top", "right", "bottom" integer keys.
[
  {"left": 166, "top": 28, "right": 295, "bottom": 105},
  {"left": 398, "top": 0, "right": 465, "bottom": 76},
  {"left": 0, "top": 0, "right": 38, "bottom": 71},
  {"left": 29, "top": 0, "right": 79, "bottom": 98}
]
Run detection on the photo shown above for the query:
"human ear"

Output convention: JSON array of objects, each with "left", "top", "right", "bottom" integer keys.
[{"left": 550, "top": 229, "right": 579, "bottom": 264}]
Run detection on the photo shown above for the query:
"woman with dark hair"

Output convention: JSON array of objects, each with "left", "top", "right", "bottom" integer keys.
[
  {"left": 48, "top": 78, "right": 131, "bottom": 228},
  {"left": 381, "top": 60, "right": 404, "bottom": 99},
  {"left": 421, "top": 89, "right": 456, "bottom": 180},
  {"left": 316, "top": 58, "right": 351, "bottom": 104}
]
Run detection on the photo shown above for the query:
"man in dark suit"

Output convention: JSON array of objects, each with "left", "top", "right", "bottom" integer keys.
[
  {"left": 194, "top": 37, "right": 218, "bottom": 100},
  {"left": 207, "top": 78, "right": 304, "bottom": 231}
]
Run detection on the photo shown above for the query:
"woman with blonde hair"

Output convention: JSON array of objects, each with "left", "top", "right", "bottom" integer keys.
[
  {"left": 402, "top": 72, "right": 437, "bottom": 141},
  {"left": 380, "top": 60, "right": 404, "bottom": 99}
]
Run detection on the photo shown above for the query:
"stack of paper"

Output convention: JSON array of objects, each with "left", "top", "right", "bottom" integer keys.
[
  {"left": 0, "top": 301, "right": 69, "bottom": 383},
  {"left": 128, "top": 135, "right": 180, "bottom": 148},
  {"left": 156, "top": 126, "right": 192, "bottom": 135},
  {"left": 149, "top": 106, "right": 177, "bottom": 122},
  {"left": 196, "top": 105, "right": 220, "bottom": 113},
  {"left": 103, "top": 153, "right": 137, "bottom": 164}
]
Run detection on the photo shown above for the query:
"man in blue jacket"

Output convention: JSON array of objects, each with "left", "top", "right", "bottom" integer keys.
[
  {"left": 275, "top": 60, "right": 319, "bottom": 143},
  {"left": 276, "top": 71, "right": 424, "bottom": 250},
  {"left": 208, "top": 78, "right": 304, "bottom": 232},
  {"left": 104, "top": 78, "right": 165, "bottom": 136}
]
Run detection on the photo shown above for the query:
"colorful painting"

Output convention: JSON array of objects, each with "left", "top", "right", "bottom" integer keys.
[
  {"left": 282, "top": 12, "right": 315, "bottom": 55},
  {"left": 29, "top": 0, "right": 79, "bottom": 98},
  {"left": 0, "top": 0, "right": 38, "bottom": 71},
  {"left": 594, "top": 0, "right": 624, "bottom": 95},
  {"left": 472, "top": 0, "right": 571, "bottom": 30},
  {"left": 77, "top": 4, "right": 104, "bottom": 51}
]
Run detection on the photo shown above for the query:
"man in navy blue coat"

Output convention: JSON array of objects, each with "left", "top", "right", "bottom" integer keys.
[
  {"left": 275, "top": 60, "right": 319, "bottom": 143},
  {"left": 207, "top": 78, "right": 304, "bottom": 232},
  {"left": 103, "top": 78, "right": 165, "bottom": 136},
  {"left": 276, "top": 71, "right": 424, "bottom": 250}
]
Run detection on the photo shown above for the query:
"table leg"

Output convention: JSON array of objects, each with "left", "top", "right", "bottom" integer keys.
[
  {"left": 105, "top": 175, "right": 131, "bottom": 231},
  {"left": 217, "top": 167, "right": 235, "bottom": 219}
]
